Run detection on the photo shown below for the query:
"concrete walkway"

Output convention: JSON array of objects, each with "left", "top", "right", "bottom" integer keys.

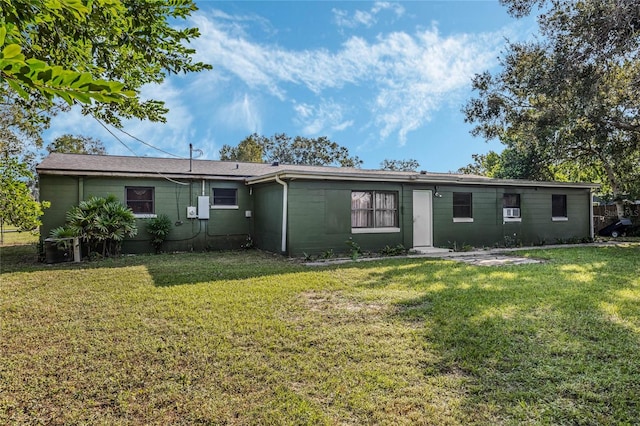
[{"left": 305, "top": 241, "right": 637, "bottom": 267}]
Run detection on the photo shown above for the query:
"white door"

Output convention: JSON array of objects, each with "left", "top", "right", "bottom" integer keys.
[{"left": 413, "top": 190, "right": 433, "bottom": 247}]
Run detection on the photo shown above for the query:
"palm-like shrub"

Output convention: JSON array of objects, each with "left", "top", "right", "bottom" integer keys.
[{"left": 57, "top": 195, "right": 138, "bottom": 258}]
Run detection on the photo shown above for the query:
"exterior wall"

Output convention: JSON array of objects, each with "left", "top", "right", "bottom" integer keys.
[
  {"left": 251, "top": 182, "right": 283, "bottom": 254},
  {"left": 284, "top": 180, "right": 417, "bottom": 257},
  {"left": 40, "top": 172, "right": 594, "bottom": 257},
  {"left": 39, "top": 175, "right": 253, "bottom": 254},
  {"left": 432, "top": 185, "right": 592, "bottom": 248}
]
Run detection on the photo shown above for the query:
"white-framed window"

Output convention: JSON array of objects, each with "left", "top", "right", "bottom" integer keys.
[
  {"left": 212, "top": 188, "right": 238, "bottom": 209},
  {"left": 453, "top": 192, "right": 473, "bottom": 222},
  {"left": 552, "top": 194, "right": 568, "bottom": 221},
  {"left": 351, "top": 191, "right": 399, "bottom": 232},
  {"left": 126, "top": 186, "right": 155, "bottom": 217},
  {"left": 503, "top": 193, "right": 521, "bottom": 222}
]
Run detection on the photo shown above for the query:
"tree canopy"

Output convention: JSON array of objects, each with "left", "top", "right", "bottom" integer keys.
[
  {"left": 219, "top": 133, "right": 363, "bottom": 168},
  {"left": 0, "top": 156, "right": 49, "bottom": 236},
  {"left": 46, "top": 134, "right": 106, "bottom": 155},
  {"left": 380, "top": 159, "right": 420, "bottom": 172},
  {"left": 1, "top": 0, "right": 210, "bottom": 134},
  {"left": 464, "top": 0, "right": 640, "bottom": 211}
]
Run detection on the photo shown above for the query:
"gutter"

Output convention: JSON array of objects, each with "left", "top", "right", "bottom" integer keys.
[
  {"left": 274, "top": 174, "right": 288, "bottom": 253},
  {"left": 247, "top": 171, "right": 600, "bottom": 190}
]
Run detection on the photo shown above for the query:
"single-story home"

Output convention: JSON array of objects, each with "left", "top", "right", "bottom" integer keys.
[{"left": 37, "top": 153, "right": 598, "bottom": 256}]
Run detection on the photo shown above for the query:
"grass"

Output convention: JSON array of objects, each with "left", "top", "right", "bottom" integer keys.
[{"left": 1, "top": 242, "right": 639, "bottom": 424}]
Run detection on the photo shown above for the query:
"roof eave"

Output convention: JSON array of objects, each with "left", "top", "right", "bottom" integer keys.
[{"left": 246, "top": 170, "right": 599, "bottom": 189}]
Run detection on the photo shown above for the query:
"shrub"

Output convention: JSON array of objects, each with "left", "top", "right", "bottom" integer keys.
[
  {"left": 61, "top": 195, "right": 137, "bottom": 258},
  {"left": 146, "top": 214, "right": 172, "bottom": 253}
]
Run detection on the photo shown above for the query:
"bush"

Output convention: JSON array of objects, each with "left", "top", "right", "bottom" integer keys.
[
  {"left": 146, "top": 214, "right": 172, "bottom": 253},
  {"left": 59, "top": 195, "right": 137, "bottom": 258}
]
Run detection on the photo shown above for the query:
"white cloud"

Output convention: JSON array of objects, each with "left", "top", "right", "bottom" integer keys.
[
  {"left": 45, "top": 79, "right": 197, "bottom": 159},
  {"left": 293, "top": 100, "right": 354, "bottom": 135},
  {"left": 216, "top": 93, "right": 262, "bottom": 134},
  {"left": 190, "top": 10, "right": 507, "bottom": 144},
  {"left": 332, "top": 2, "right": 405, "bottom": 28}
]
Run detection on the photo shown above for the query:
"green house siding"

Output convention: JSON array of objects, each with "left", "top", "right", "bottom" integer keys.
[
  {"left": 252, "top": 182, "right": 283, "bottom": 254},
  {"left": 284, "top": 180, "right": 409, "bottom": 257},
  {"left": 39, "top": 175, "right": 252, "bottom": 254},
  {"left": 432, "top": 186, "right": 592, "bottom": 248}
]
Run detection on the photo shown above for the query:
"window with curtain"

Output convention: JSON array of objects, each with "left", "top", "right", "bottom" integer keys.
[
  {"left": 351, "top": 191, "right": 398, "bottom": 228},
  {"left": 126, "top": 187, "right": 154, "bottom": 214}
]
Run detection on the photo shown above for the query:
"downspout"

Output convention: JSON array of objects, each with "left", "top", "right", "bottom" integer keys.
[
  {"left": 590, "top": 190, "right": 595, "bottom": 240},
  {"left": 274, "top": 175, "right": 288, "bottom": 253}
]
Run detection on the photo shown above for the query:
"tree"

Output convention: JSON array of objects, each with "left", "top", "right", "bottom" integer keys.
[
  {"left": 46, "top": 134, "right": 106, "bottom": 155},
  {"left": 219, "top": 134, "right": 264, "bottom": 162},
  {"left": 458, "top": 147, "right": 554, "bottom": 180},
  {"left": 1, "top": 0, "right": 210, "bottom": 132},
  {"left": 380, "top": 158, "right": 420, "bottom": 172},
  {"left": 219, "top": 133, "right": 363, "bottom": 167},
  {"left": 464, "top": 0, "right": 640, "bottom": 217},
  {"left": 0, "top": 156, "right": 49, "bottom": 242}
]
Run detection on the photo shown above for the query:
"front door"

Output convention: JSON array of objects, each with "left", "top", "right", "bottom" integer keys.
[{"left": 413, "top": 190, "right": 433, "bottom": 247}]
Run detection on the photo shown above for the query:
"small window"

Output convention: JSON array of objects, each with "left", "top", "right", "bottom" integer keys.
[
  {"left": 126, "top": 187, "right": 154, "bottom": 214},
  {"left": 453, "top": 192, "right": 472, "bottom": 219},
  {"left": 503, "top": 193, "right": 521, "bottom": 220},
  {"left": 351, "top": 191, "right": 398, "bottom": 229},
  {"left": 212, "top": 188, "right": 238, "bottom": 207},
  {"left": 552, "top": 194, "right": 567, "bottom": 219}
]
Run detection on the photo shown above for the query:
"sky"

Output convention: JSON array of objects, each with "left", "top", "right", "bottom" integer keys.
[{"left": 44, "top": 1, "right": 538, "bottom": 173}]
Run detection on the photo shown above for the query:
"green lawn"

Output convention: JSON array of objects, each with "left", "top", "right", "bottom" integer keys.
[{"left": 1, "top": 243, "right": 639, "bottom": 424}]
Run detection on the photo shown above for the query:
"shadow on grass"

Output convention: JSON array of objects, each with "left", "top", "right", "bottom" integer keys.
[
  {"left": 339, "top": 246, "right": 640, "bottom": 423},
  {"left": 0, "top": 244, "right": 305, "bottom": 286}
]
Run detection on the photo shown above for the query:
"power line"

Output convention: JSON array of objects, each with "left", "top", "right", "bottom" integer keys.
[{"left": 92, "top": 116, "right": 190, "bottom": 186}]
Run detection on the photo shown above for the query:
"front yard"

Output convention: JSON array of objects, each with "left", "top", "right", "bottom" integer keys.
[{"left": 1, "top": 239, "right": 639, "bottom": 424}]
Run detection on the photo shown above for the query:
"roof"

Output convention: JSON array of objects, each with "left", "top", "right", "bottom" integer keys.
[{"left": 37, "top": 153, "right": 599, "bottom": 189}]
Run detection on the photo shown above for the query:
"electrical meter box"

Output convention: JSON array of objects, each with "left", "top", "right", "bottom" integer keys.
[
  {"left": 186, "top": 206, "right": 197, "bottom": 219},
  {"left": 197, "top": 196, "right": 210, "bottom": 220}
]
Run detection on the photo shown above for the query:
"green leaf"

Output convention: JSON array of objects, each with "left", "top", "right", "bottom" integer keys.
[
  {"left": 0, "top": 26, "right": 6, "bottom": 46},
  {"left": 6, "top": 78, "right": 29, "bottom": 99},
  {"left": 2, "top": 43, "right": 21, "bottom": 59}
]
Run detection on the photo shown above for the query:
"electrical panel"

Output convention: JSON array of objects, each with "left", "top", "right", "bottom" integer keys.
[
  {"left": 198, "top": 196, "right": 210, "bottom": 220},
  {"left": 186, "top": 206, "right": 197, "bottom": 219}
]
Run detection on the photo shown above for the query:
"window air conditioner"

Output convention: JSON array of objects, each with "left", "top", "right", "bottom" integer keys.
[{"left": 503, "top": 207, "right": 521, "bottom": 218}]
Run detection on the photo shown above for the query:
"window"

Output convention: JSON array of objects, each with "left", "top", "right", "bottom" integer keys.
[
  {"left": 212, "top": 188, "right": 238, "bottom": 207},
  {"left": 453, "top": 192, "right": 473, "bottom": 221},
  {"left": 351, "top": 191, "right": 398, "bottom": 230},
  {"left": 126, "top": 187, "right": 154, "bottom": 215},
  {"left": 503, "top": 193, "right": 521, "bottom": 220},
  {"left": 552, "top": 194, "right": 568, "bottom": 220}
]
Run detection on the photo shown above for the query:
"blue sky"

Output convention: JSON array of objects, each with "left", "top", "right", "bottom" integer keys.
[{"left": 44, "top": 1, "right": 537, "bottom": 172}]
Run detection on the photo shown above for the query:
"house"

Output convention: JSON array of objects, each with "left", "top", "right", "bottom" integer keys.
[{"left": 37, "top": 153, "right": 598, "bottom": 256}]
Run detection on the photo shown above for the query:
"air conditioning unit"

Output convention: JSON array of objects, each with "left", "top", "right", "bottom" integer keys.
[{"left": 503, "top": 207, "right": 521, "bottom": 218}]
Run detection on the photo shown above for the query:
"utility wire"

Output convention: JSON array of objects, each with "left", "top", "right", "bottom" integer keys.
[{"left": 92, "top": 115, "right": 190, "bottom": 186}]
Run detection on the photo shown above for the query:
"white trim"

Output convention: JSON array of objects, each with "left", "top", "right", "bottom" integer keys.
[
  {"left": 503, "top": 217, "right": 522, "bottom": 223},
  {"left": 453, "top": 217, "right": 474, "bottom": 223},
  {"left": 552, "top": 216, "right": 569, "bottom": 222},
  {"left": 211, "top": 205, "right": 239, "bottom": 210},
  {"left": 133, "top": 214, "right": 157, "bottom": 219},
  {"left": 352, "top": 227, "right": 401, "bottom": 234}
]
